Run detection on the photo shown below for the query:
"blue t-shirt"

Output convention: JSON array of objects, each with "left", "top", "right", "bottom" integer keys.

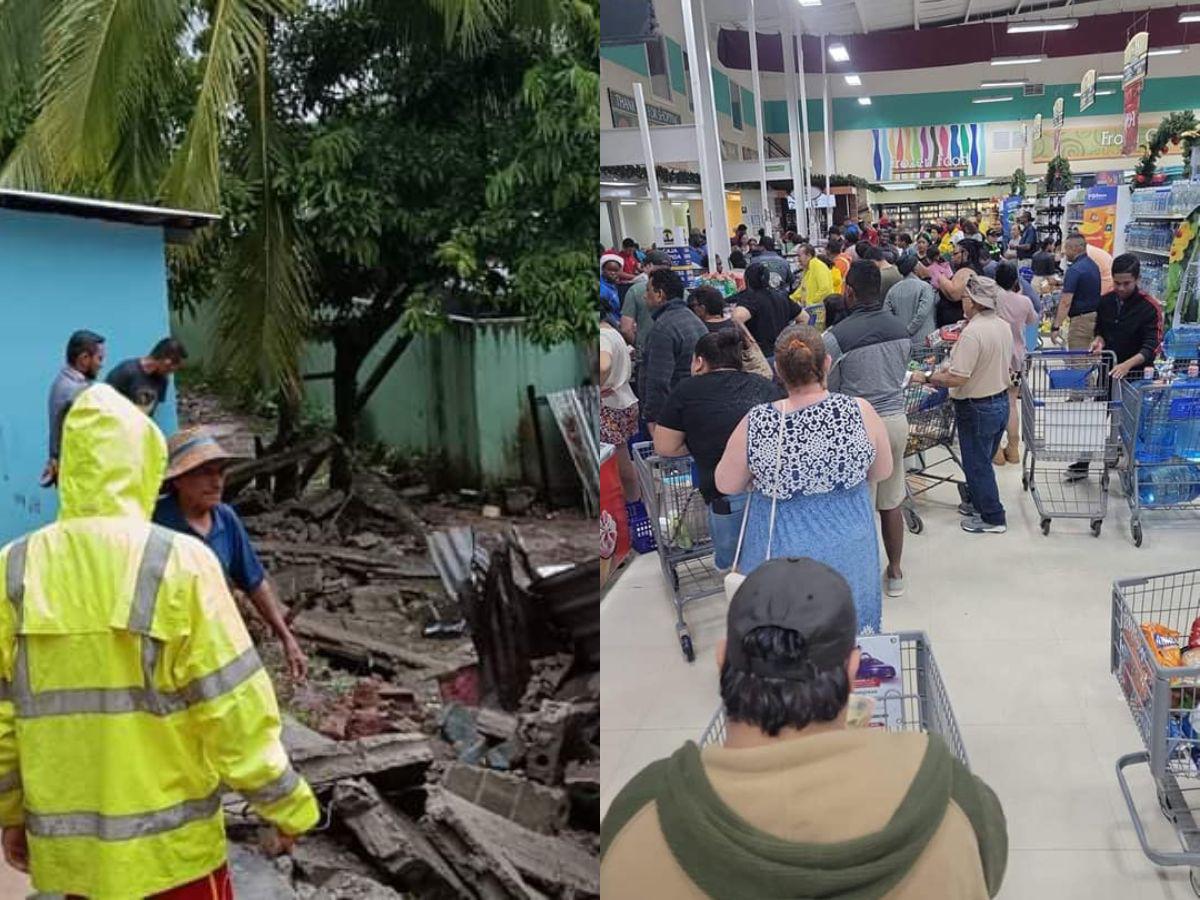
[
  {"left": 1017, "top": 224, "right": 1038, "bottom": 258},
  {"left": 153, "top": 495, "right": 266, "bottom": 593},
  {"left": 1062, "top": 254, "right": 1102, "bottom": 317}
]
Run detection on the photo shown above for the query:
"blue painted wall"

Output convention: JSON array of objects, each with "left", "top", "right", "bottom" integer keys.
[{"left": 0, "top": 209, "right": 176, "bottom": 541}]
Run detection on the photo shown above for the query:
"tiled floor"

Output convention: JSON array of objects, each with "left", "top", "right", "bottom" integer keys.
[
  {"left": 0, "top": 863, "right": 28, "bottom": 896},
  {"left": 602, "top": 454, "right": 1200, "bottom": 898}
]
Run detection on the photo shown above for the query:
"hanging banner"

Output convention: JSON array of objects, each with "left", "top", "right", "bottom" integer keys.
[
  {"left": 1032, "top": 120, "right": 1177, "bottom": 162},
  {"left": 1000, "top": 195, "right": 1023, "bottom": 242},
  {"left": 1052, "top": 97, "right": 1065, "bottom": 156},
  {"left": 1122, "top": 31, "right": 1149, "bottom": 151},
  {"left": 1080, "top": 69, "right": 1096, "bottom": 112},
  {"left": 1033, "top": 113, "right": 1043, "bottom": 141},
  {"left": 870, "top": 123, "right": 985, "bottom": 181},
  {"left": 1081, "top": 170, "right": 1122, "bottom": 254}
]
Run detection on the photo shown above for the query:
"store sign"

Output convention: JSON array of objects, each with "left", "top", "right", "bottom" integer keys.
[
  {"left": 607, "top": 88, "right": 681, "bottom": 129},
  {"left": 1031, "top": 121, "right": 1179, "bottom": 162},
  {"left": 870, "top": 123, "right": 984, "bottom": 181},
  {"left": 1123, "top": 31, "right": 1149, "bottom": 150},
  {"left": 1052, "top": 97, "right": 1065, "bottom": 156},
  {"left": 1081, "top": 170, "right": 1122, "bottom": 254},
  {"left": 1080, "top": 69, "right": 1096, "bottom": 112}
]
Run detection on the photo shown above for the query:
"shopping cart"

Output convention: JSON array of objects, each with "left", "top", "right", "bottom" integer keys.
[
  {"left": 1112, "top": 570, "right": 1200, "bottom": 894},
  {"left": 699, "top": 630, "right": 968, "bottom": 766},
  {"left": 1020, "top": 349, "right": 1120, "bottom": 536},
  {"left": 901, "top": 344, "right": 965, "bottom": 535},
  {"left": 632, "top": 442, "right": 722, "bottom": 662},
  {"left": 1118, "top": 375, "right": 1200, "bottom": 547}
]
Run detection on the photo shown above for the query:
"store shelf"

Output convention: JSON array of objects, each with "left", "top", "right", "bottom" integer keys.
[{"left": 1127, "top": 246, "right": 1171, "bottom": 257}]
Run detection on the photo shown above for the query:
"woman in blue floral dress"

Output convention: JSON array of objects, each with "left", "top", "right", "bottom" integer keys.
[{"left": 717, "top": 324, "right": 894, "bottom": 633}]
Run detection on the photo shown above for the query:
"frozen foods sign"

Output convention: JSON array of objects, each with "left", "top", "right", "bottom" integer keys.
[{"left": 871, "top": 124, "right": 985, "bottom": 181}]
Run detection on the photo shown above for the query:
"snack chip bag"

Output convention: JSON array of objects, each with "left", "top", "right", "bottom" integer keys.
[{"left": 1142, "top": 623, "right": 1184, "bottom": 668}]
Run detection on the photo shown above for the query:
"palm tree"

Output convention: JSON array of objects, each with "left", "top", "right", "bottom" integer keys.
[{"left": 0, "top": 0, "right": 562, "bottom": 405}]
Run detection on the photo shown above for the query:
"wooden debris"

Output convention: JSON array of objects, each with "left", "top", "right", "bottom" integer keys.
[
  {"left": 291, "top": 616, "right": 450, "bottom": 674},
  {"left": 256, "top": 542, "right": 438, "bottom": 580}
]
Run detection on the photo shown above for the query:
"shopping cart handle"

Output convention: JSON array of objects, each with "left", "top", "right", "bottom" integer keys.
[{"left": 1116, "top": 751, "right": 1200, "bottom": 868}]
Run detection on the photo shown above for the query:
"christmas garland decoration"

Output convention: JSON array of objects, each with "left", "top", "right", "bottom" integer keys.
[
  {"left": 1043, "top": 155, "right": 1071, "bottom": 192},
  {"left": 600, "top": 165, "right": 700, "bottom": 185},
  {"left": 1132, "top": 110, "right": 1200, "bottom": 185},
  {"left": 1011, "top": 168, "right": 1027, "bottom": 197}
]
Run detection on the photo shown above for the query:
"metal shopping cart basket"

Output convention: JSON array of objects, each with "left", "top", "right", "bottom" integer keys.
[
  {"left": 901, "top": 344, "right": 965, "bottom": 535},
  {"left": 1020, "top": 349, "right": 1120, "bottom": 536},
  {"left": 700, "top": 630, "right": 968, "bottom": 765},
  {"left": 632, "top": 442, "right": 722, "bottom": 662},
  {"left": 1112, "top": 570, "right": 1200, "bottom": 893},
  {"left": 1118, "top": 375, "right": 1200, "bottom": 548}
]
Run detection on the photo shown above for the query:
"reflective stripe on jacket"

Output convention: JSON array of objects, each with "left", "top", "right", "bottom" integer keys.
[{"left": 0, "top": 385, "right": 318, "bottom": 898}]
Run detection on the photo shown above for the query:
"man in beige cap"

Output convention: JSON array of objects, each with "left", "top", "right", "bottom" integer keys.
[
  {"left": 153, "top": 426, "right": 308, "bottom": 679},
  {"left": 909, "top": 275, "right": 1012, "bottom": 535}
]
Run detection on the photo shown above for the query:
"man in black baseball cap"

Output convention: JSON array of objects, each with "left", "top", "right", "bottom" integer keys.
[{"left": 602, "top": 558, "right": 1008, "bottom": 899}]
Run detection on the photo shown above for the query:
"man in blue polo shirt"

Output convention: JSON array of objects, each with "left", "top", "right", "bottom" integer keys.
[
  {"left": 1051, "top": 234, "right": 1103, "bottom": 350},
  {"left": 154, "top": 426, "right": 309, "bottom": 680}
]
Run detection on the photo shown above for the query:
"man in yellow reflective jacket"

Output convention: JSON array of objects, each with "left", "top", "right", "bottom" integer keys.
[{"left": 0, "top": 384, "right": 319, "bottom": 897}]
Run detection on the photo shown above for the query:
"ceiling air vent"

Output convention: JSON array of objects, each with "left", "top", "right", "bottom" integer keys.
[{"left": 1023, "top": 83, "right": 1045, "bottom": 97}]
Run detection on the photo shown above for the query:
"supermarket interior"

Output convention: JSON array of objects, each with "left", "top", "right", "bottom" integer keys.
[{"left": 599, "top": 1, "right": 1200, "bottom": 898}]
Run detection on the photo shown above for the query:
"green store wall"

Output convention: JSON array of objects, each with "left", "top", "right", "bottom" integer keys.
[{"left": 171, "top": 308, "right": 588, "bottom": 500}]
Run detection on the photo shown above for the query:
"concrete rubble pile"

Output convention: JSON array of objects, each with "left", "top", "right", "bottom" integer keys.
[{"left": 222, "top": 471, "right": 600, "bottom": 900}]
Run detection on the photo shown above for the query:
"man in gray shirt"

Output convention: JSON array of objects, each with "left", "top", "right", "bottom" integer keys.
[
  {"left": 43, "top": 330, "right": 106, "bottom": 486},
  {"left": 885, "top": 254, "right": 938, "bottom": 348},
  {"left": 620, "top": 250, "right": 673, "bottom": 361}
]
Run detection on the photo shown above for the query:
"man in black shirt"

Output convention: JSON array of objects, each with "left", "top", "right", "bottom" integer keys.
[
  {"left": 1065, "top": 253, "right": 1162, "bottom": 481},
  {"left": 1091, "top": 253, "right": 1162, "bottom": 380},
  {"left": 106, "top": 337, "right": 188, "bottom": 417},
  {"left": 653, "top": 329, "right": 782, "bottom": 571},
  {"left": 732, "top": 262, "right": 806, "bottom": 366}
]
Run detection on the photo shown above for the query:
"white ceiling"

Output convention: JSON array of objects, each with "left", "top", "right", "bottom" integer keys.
[{"left": 704, "top": 0, "right": 1183, "bottom": 35}]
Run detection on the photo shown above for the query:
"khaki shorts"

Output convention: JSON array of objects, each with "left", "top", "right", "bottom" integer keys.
[
  {"left": 1067, "top": 312, "right": 1097, "bottom": 351},
  {"left": 874, "top": 413, "right": 909, "bottom": 512}
]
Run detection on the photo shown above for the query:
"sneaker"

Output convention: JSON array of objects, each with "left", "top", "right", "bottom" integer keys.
[
  {"left": 960, "top": 515, "right": 1007, "bottom": 534},
  {"left": 886, "top": 576, "right": 906, "bottom": 598},
  {"left": 957, "top": 502, "right": 977, "bottom": 517},
  {"left": 1062, "top": 467, "right": 1089, "bottom": 483}
]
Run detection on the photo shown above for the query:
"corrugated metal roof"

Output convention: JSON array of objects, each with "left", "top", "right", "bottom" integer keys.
[{"left": 0, "top": 189, "right": 218, "bottom": 244}]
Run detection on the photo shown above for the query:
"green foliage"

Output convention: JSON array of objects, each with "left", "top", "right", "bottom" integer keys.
[
  {"left": 1133, "top": 110, "right": 1199, "bottom": 185},
  {"left": 1044, "top": 155, "right": 1071, "bottom": 192},
  {"left": 1010, "top": 168, "right": 1027, "bottom": 197}
]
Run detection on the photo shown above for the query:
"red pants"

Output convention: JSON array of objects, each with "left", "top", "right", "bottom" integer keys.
[{"left": 68, "top": 863, "right": 233, "bottom": 900}]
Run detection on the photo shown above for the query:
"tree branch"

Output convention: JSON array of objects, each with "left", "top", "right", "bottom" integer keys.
[{"left": 353, "top": 329, "right": 413, "bottom": 416}]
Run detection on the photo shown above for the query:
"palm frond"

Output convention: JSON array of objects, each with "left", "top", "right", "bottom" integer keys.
[
  {"left": 34, "top": 0, "right": 185, "bottom": 192},
  {"left": 160, "top": 0, "right": 300, "bottom": 210},
  {"left": 0, "top": 0, "right": 55, "bottom": 94},
  {"left": 213, "top": 33, "right": 312, "bottom": 398}
]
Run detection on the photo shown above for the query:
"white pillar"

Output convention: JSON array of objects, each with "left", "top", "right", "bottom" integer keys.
[
  {"left": 794, "top": 20, "right": 816, "bottom": 239},
  {"left": 782, "top": 30, "right": 804, "bottom": 241},
  {"left": 747, "top": 0, "right": 771, "bottom": 237},
  {"left": 632, "top": 83, "right": 665, "bottom": 239},
  {"left": 681, "top": 0, "right": 731, "bottom": 272},
  {"left": 821, "top": 34, "right": 834, "bottom": 232}
]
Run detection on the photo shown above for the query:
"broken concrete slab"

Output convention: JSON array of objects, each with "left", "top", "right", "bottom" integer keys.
[
  {"left": 442, "top": 763, "right": 569, "bottom": 834},
  {"left": 292, "top": 733, "right": 433, "bottom": 787},
  {"left": 333, "top": 780, "right": 467, "bottom": 899},
  {"left": 292, "top": 616, "right": 450, "bottom": 674},
  {"left": 255, "top": 541, "right": 439, "bottom": 580},
  {"left": 517, "top": 701, "right": 572, "bottom": 786},
  {"left": 309, "top": 872, "right": 405, "bottom": 900},
  {"left": 424, "top": 789, "right": 598, "bottom": 899},
  {"left": 289, "top": 834, "right": 379, "bottom": 887},
  {"left": 228, "top": 843, "right": 298, "bottom": 900},
  {"left": 474, "top": 707, "right": 518, "bottom": 742}
]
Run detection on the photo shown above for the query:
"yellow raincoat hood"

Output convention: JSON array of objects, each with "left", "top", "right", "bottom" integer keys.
[{"left": 57, "top": 384, "right": 167, "bottom": 521}]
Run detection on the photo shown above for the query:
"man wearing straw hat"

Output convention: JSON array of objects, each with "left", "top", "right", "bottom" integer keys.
[{"left": 153, "top": 427, "right": 309, "bottom": 680}]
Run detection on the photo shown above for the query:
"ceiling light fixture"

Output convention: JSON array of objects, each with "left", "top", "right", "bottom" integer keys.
[
  {"left": 883, "top": 183, "right": 918, "bottom": 191},
  {"left": 1006, "top": 19, "right": 1077, "bottom": 33},
  {"left": 980, "top": 79, "right": 1027, "bottom": 88},
  {"left": 1179, "top": 12, "right": 1200, "bottom": 23},
  {"left": 829, "top": 43, "right": 850, "bottom": 62},
  {"left": 1073, "top": 90, "right": 1115, "bottom": 97},
  {"left": 1149, "top": 47, "right": 1188, "bottom": 57},
  {"left": 957, "top": 179, "right": 992, "bottom": 187},
  {"left": 844, "top": 74, "right": 862, "bottom": 86},
  {"left": 972, "top": 95, "right": 1014, "bottom": 103},
  {"left": 990, "top": 55, "right": 1045, "bottom": 66},
  {"left": 797, "top": 0, "right": 823, "bottom": 6},
  {"left": 857, "top": 97, "right": 872, "bottom": 105},
  {"left": 1096, "top": 73, "right": 1123, "bottom": 81},
  {"left": 600, "top": 181, "right": 641, "bottom": 187},
  {"left": 619, "top": 201, "right": 640, "bottom": 206}
]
